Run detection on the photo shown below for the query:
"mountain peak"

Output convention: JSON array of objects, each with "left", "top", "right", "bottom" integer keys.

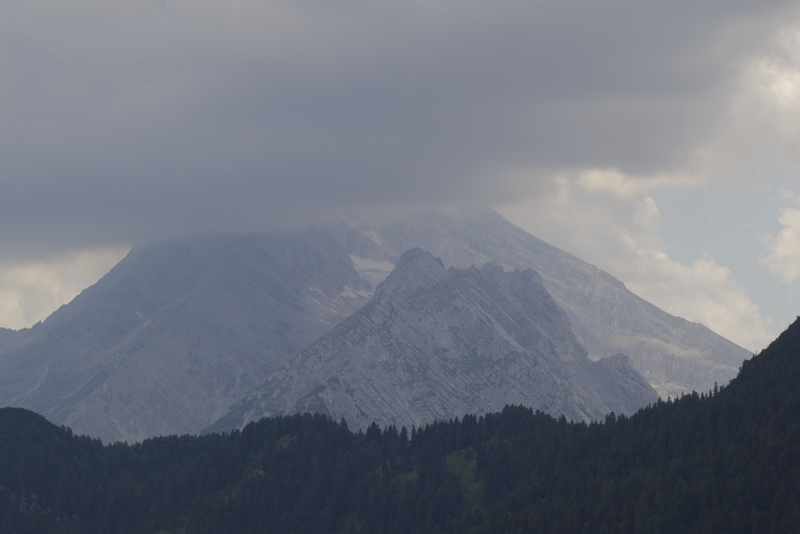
[
  {"left": 334, "top": 207, "right": 751, "bottom": 398},
  {"left": 210, "top": 252, "right": 658, "bottom": 432},
  {"left": 370, "top": 247, "right": 449, "bottom": 302},
  {"left": 385, "top": 247, "right": 446, "bottom": 280}
]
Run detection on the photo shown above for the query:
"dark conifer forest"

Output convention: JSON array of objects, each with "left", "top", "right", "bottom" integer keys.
[{"left": 4, "top": 318, "right": 800, "bottom": 533}]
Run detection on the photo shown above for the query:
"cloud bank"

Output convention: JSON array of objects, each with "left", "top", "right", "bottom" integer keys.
[
  {"left": 2, "top": 0, "right": 797, "bottom": 256},
  {"left": 0, "top": 248, "right": 129, "bottom": 330},
  {"left": 497, "top": 172, "right": 774, "bottom": 351}
]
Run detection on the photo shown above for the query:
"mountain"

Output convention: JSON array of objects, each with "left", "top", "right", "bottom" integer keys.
[
  {"left": 0, "top": 233, "right": 373, "bottom": 443},
  {"left": 317, "top": 207, "right": 751, "bottom": 398},
  {"left": 209, "top": 248, "right": 658, "bottom": 432},
  {"left": 0, "top": 207, "right": 747, "bottom": 442}
]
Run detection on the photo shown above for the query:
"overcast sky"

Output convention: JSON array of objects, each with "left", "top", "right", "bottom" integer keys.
[{"left": 3, "top": 0, "right": 800, "bottom": 351}]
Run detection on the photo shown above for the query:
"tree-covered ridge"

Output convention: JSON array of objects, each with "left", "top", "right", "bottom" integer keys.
[{"left": 4, "top": 317, "right": 800, "bottom": 533}]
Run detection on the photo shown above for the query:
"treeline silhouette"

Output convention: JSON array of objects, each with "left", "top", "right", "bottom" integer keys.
[{"left": 4, "top": 318, "right": 800, "bottom": 533}]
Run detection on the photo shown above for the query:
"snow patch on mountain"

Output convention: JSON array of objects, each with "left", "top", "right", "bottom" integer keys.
[
  {"left": 350, "top": 255, "right": 394, "bottom": 289},
  {"left": 365, "top": 231, "right": 383, "bottom": 246},
  {"left": 338, "top": 285, "right": 371, "bottom": 299}
]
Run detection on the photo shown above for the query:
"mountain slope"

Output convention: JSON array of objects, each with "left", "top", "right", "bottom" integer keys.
[
  {"left": 0, "top": 233, "right": 372, "bottom": 443},
  {"left": 319, "top": 207, "right": 751, "bottom": 398},
  {"left": 210, "top": 248, "right": 658, "bottom": 432}
]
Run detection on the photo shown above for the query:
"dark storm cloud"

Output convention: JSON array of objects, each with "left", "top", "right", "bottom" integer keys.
[{"left": 1, "top": 0, "right": 796, "bottom": 256}]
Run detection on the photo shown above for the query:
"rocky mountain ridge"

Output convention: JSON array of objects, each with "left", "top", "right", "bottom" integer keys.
[
  {"left": 209, "top": 248, "right": 658, "bottom": 432},
  {"left": 318, "top": 208, "right": 751, "bottom": 398}
]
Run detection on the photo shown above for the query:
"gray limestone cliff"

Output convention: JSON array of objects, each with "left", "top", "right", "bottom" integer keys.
[
  {"left": 209, "top": 248, "right": 658, "bottom": 432},
  {"left": 317, "top": 208, "right": 751, "bottom": 398}
]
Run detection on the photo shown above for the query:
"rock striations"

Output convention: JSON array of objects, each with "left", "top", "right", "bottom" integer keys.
[
  {"left": 318, "top": 208, "right": 752, "bottom": 398},
  {"left": 209, "top": 249, "right": 658, "bottom": 432}
]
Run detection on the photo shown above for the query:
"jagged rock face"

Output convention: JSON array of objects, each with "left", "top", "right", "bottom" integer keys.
[
  {"left": 210, "top": 249, "right": 658, "bottom": 432},
  {"left": 0, "top": 233, "right": 373, "bottom": 443},
  {"left": 317, "top": 208, "right": 751, "bottom": 398}
]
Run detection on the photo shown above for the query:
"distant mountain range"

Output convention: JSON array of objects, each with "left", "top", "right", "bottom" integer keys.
[{"left": 0, "top": 208, "right": 750, "bottom": 442}]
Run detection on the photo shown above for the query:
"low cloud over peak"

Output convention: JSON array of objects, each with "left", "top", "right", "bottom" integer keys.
[{"left": 3, "top": 0, "right": 798, "bottom": 256}]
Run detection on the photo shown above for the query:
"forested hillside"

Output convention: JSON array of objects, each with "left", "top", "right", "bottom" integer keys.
[{"left": 3, "top": 317, "right": 800, "bottom": 533}]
